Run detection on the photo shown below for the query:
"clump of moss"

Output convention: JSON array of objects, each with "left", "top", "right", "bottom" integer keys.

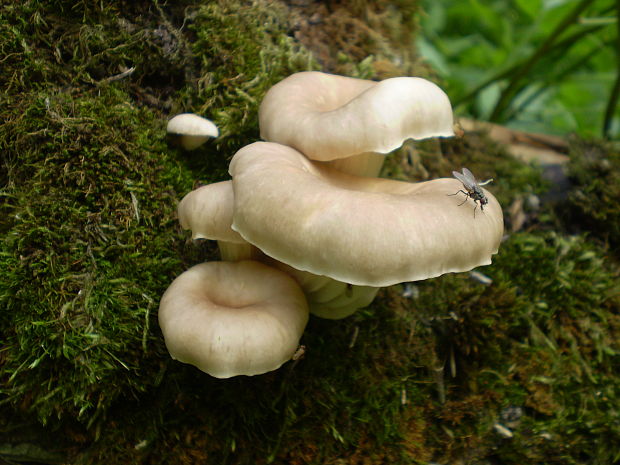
[
  {"left": 289, "top": 0, "right": 424, "bottom": 79},
  {"left": 564, "top": 138, "right": 620, "bottom": 250},
  {"left": 0, "top": 1, "right": 194, "bottom": 101},
  {"left": 493, "top": 232, "right": 620, "bottom": 464},
  {"left": 178, "top": 1, "right": 317, "bottom": 155},
  {"left": 0, "top": 86, "right": 189, "bottom": 425},
  {"left": 411, "top": 231, "right": 620, "bottom": 464},
  {"left": 0, "top": 0, "right": 315, "bottom": 428}
]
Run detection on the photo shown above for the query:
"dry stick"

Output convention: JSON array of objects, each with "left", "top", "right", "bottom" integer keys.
[
  {"left": 489, "top": 0, "right": 594, "bottom": 122},
  {"left": 603, "top": 0, "right": 620, "bottom": 138}
]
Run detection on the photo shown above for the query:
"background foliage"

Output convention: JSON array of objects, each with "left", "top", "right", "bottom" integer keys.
[{"left": 418, "top": 0, "right": 620, "bottom": 138}]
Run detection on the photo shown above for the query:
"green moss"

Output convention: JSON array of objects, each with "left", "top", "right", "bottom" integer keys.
[
  {"left": 177, "top": 1, "right": 317, "bottom": 157},
  {"left": 0, "top": 85, "right": 190, "bottom": 424},
  {"left": 0, "top": 1, "right": 192, "bottom": 94},
  {"left": 564, "top": 138, "right": 620, "bottom": 250},
  {"left": 497, "top": 233, "right": 620, "bottom": 464},
  {"left": 412, "top": 231, "right": 620, "bottom": 464},
  {"left": 1, "top": 1, "right": 619, "bottom": 464},
  {"left": 0, "top": 0, "right": 315, "bottom": 428}
]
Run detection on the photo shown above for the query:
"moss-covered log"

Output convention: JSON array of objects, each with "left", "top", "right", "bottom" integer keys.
[{"left": 1, "top": 1, "right": 619, "bottom": 464}]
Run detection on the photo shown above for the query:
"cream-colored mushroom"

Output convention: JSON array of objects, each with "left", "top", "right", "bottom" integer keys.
[
  {"left": 259, "top": 72, "right": 454, "bottom": 176},
  {"left": 158, "top": 260, "right": 309, "bottom": 378},
  {"left": 229, "top": 142, "right": 504, "bottom": 287},
  {"left": 178, "top": 181, "right": 258, "bottom": 261},
  {"left": 260, "top": 256, "right": 379, "bottom": 320},
  {"left": 177, "top": 181, "right": 379, "bottom": 319},
  {"left": 178, "top": 181, "right": 242, "bottom": 243},
  {"left": 167, "top": 113, "right": 219, "bottom": 150}
]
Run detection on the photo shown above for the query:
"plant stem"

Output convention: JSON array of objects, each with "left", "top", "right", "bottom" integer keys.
[
  {"left": 603, "top": 0, "right": 620, "bottom": 138},
  {"left": 489, "top": 0, "right": 594, "bottom": 122},
  {"left": 454, "top": 24, "right": 605, "bottom": 108},
  {"left": 506, "top": 38, "right": 613, "bottom": 123}
]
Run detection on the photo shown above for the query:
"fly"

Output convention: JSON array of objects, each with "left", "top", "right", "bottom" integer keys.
[{"left": 448, "top": 167, "right": 493, "bottom": 218}]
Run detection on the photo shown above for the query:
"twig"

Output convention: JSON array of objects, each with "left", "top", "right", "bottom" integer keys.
[
  {"left": 98, "top": 66, "right": 136, "bottom": 85},
  {"left": 349, "top": 326, "right": 359, "bottom": 349},
  {"left": 433, "top": 364, "right": 446, "bottom": 404}
]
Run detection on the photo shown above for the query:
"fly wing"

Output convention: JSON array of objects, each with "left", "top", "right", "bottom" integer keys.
[
  {"left": 453, "top": 170, "right": 474, "bottom": 189},
  {"left": 461, "top": 167, "right": 478, "bottom": 185}
]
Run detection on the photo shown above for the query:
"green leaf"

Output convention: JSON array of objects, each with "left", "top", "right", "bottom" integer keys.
[{"left": 516, "top": 0, "right": 543, "bottom": 18}]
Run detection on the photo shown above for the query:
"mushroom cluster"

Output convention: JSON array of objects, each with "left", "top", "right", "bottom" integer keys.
[{"left": 159, "top": 71, "right": 504, "bottom": 378}]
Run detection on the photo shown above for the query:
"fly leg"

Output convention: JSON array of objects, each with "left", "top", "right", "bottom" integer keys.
[
  {"left": 448, "top": 190, "right": 471, "bottom": 206},
  {"left": 458, "top": 195, "right": 470, "bottom": 207}
]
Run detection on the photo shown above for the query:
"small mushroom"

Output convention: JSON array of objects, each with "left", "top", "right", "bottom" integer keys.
[
  {"left": 229, "top": 142, "right": 504, "bottom": 287},
  {"left": 177, "top": 181, "right": 379, "bottom": 319},
  {"left": 158, "top": 260, "right": 309, "bottom": 378},
  {"left": 177, "top": 181, "right": 258, "bottom": 261},
  {"left": 167, "top": 113, "right": 219, "bottom": 150},
  {"left": 259, "top": 72, "right": 454, "bottom": 176},
  {"left": 178, "top": 181, "right": 243, "bottom": 243},
  {"left": 177, "top": 181, "right": 264, "bottom": 261}
]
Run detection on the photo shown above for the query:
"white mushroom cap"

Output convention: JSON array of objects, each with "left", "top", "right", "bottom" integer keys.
[
  {"left": 158, "top": 260, "right": 309, "bottom": 378},
  {"left": 177, "top": 180, "right": 379, "bottom": 318},
  {"left": 167, "top": 113, "right": 219, "bottom": 150},
  {"left": 259, "top": 71, "right": 454, "bottom": 162},
  {"left": 229, "top": 142, "right": 504, "bottom": 287},
  {"left": 178, "top": 181, "right": 245, "bottom": 243}
]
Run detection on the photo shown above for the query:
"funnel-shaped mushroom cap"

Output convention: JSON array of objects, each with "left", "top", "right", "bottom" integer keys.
[
  {"left": 259, "top": 71, "right": 454, "bottom": 162},
  {"left": 159, "top": 260, "right": 309, "bottom": 378},
  {"left": 178, "top": 181, "right": 245, "bottom": 243},
  {"left": 230, "top": 142, "right": 504, "bottom": 287},
  {"left": 167, "top": 113, "right": 219, "bottom": 150}
]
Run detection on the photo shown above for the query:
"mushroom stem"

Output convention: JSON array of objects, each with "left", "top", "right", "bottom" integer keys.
[
  {"left": 324, "top": 151, "right": 385, "bottom": 177},
  {"left": 217, "top": 240, "right": 260, "bottom": 261}
]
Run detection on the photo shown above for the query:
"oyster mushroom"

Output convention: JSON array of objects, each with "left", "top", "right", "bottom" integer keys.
[
  {"left": 177, "top": 181, "right": 379, "bottom": 319},
  {"left": 259, "top": 71, "right": 454, "bottom": 176},
  {"left": 178, "top": 181, "right": 258, "bottom": 261},
  {"left": 229, "top": 142, "right": 503, "bottom": 287},
  {"left": 158, "top": 260, "right": 309, "bottom": 378}
]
